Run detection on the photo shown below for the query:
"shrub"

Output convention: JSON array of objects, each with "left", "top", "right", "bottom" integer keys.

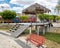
[
  {"left": 20, "top": 15, "right": 28, "bottom": 20},
  {"left": 55, "top": 16, "right": 60, "bottom": 20},
  {"left": 49, "top": 15, "right": 54, "bottom": 20},
  {"left": 38, "top": 14, "right": 54, "bottom": 20},
  {"left": 1, "top": 10, "right": 16, "bottom": 20},
  {"left": 38, "top": 14, "right": 45, "bottom": 20}
]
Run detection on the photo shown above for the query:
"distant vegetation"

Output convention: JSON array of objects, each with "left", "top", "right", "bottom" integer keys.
[
  {"left": 0, "top": 10, "right": 16, "bottom": 20},
  {"left": 38, "top": 14, "right": 60, "bottom": 22},
  {"left": 20, "top": 15, "right": 28, "bottom": 21},
  {"left": 0, "top": 10, "right": 60, "bottom": 23},
  {"left": 0, "top": 10, "right": 16, "bottom": 23}
]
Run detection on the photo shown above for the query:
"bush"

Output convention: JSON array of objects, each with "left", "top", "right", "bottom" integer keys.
[
  {"left": 55, "top": 16, "right": 60, "bottom": 20},
  {"left": 49, "top": 15, "right": 54, "bottom": 20},
  {"left": 38, "top": 14, "right": 45, "bottom": 20},
  {"left": 1, "top": 10, "right": 16, "bottom": 20},
  {"left": 20, "top": 15, "right": 28, "bottom": 20},
  {"left": 38, "top": 14, "right": 54, "bottom": 21}
]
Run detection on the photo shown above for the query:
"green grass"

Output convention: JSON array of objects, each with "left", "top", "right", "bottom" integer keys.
[
  {"left": 23, "top": 30, "right": 60, "bottom": 44},
  {"left": 22, "top": 30, "right": 35, "bottom": 35},
  {"left": 44, "top": 32, "right": 60, "bottom": 44},
  {"left": 0, "top": 25, "right": 12, "bottom": 30}
]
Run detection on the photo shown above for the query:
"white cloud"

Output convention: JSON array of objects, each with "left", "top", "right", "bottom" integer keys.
[
  {"left": 0, "top": 0, "right": 58, "bottom": 12},
  {"left": 0, "top": 3, "right": 11, "bottom": 11},
  {"left": 0, "top": 3, "right": 24, "bottom": 13},
  {"left": 46, "top": 0, "right": 58, "bottom": 3},
  {"left": 10, "top": 0, "right": 58, "bottom": 10},
  {"left": 10, "top": 0, "right": 36, "bottom": 13},
  {"left": 34, "top": 0, "right": 58, "bottom": 9},
  {"left": 12, "top": 7, "right": 23, "bottom": 13},
  {"left": 0, "top": 3, "right": 10, "bottom": 8},
  {"left": 10, "top": 0, "right": 35, "bottom": 5},
  {"left": 34, "top": 0, "right": 58, "bottom": 15}
]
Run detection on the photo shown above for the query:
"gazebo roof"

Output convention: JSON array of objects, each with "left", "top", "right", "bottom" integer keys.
[{"left": 22, "top": 3, "right": 51, "bottom": 14}]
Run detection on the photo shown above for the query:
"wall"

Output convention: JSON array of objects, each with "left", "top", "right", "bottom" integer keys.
[{"left": 47, "top": 27, "right": 60, "bottom": 33}]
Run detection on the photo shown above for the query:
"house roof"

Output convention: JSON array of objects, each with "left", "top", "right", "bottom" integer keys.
[{"left": 22, "top": 3, "right": 51, "bottom": 14}]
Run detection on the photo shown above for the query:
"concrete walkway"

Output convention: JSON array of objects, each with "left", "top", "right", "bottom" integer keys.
[
  {"left": 0, "top": 31, "right": 60, "bottom": 48},
  {"left": 0, "top": 31, "right": 31, "bottom": 48}
]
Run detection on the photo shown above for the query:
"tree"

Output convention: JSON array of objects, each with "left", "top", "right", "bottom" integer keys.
[
  {"left": 0, "top": 12, "right": 3, "bottom": 16},
  {"left": 1, "top": 10, "right": 16, "bottom": 20},
  {"left": 20, "top": 15, "right": 28, "bottom": 20},
  {"left": 38, "top": 14, "right": 45, "bottom": 20},
  {"left": 38, "top": 14, "right": 54, "bottom": 22},
  {"left": 20, "top": 15, "right": 28, "bottom": 22},
  {"left": 44, "top": 14, "right": 49, "bottom": 20},
  {"left": 49, "top": 15, "right": 54, "bottom": 20},
  {"left": 55, "top": 16, "right": 60, "bottom": 20}
]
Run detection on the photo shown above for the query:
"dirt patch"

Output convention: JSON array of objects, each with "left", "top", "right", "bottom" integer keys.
[{"left": 45, "top": 39, "right": 60, "bottom": 48}]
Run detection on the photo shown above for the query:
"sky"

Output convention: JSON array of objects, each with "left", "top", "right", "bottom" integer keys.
[{"left": 0, "top": 0, "right": 58, "bottom": 14}]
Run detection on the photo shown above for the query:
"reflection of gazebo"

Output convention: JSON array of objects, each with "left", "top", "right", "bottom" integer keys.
[{"left": 22, "top": 3, "right": 51, "bottom": 15}]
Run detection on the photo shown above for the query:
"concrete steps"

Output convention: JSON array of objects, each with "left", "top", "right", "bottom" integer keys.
[{"left": 8, "top": 24, "right": 30, "bottom": 38}]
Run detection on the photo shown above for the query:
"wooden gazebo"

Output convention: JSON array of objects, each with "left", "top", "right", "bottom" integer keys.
[
  {"left": 22, "top": 3, "right": 51, "bottom": 34},
  {"left": 22, "top": 3, "right": 51, "bottom": 14}
]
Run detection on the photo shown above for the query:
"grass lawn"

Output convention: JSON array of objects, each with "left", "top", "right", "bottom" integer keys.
[
  {"left": 44, "top": 32, "right": 60, "bottom": 44},
  {"left": 23, "top": 30, "right": 60, "bottom": 44},
  {"left": 0, "top": 25, "right": 12, "bottom": 31}
]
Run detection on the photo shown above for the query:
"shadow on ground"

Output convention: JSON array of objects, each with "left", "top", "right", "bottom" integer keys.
[
  {"left": 0, "top": 32, "right": 31, "bottom": 48},
  {"left": 0, "top": 32, "right": 10, "bottom": 36},
  {"left": 0, "top": 32, "right": 14, "bottom": 38},
  {"left": 15, "top": 40, "right": 31, "bottom": 48}
]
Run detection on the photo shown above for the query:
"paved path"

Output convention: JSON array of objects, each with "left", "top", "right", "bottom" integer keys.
[
  {"left": 52, "top": 23, "right": 60, "bottom": 27},
  {"left": 0, "top": 31, "right": 31, "bottom": 48},
  {"left": 0, "top": 34, "right": 21, "bottom": 48}
]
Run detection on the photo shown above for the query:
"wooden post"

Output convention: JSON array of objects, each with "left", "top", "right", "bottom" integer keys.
[
  {"left": 43, "top": 26, "right": 45, "bottom": 35},
  {"left": 35, "top": 25, "right": 37, "bottom": 34},
  {"left": 35, "top": 13, "right": 38, "bottom": 34},
  {"left": 47, "top": 25, "right": 49, "bottom": 32},
  {"left": 37, "top": 26, "right": 40, "bottom": 35},
  {"left": 29, "top": 27, "right": 32, "bottom": 34}
]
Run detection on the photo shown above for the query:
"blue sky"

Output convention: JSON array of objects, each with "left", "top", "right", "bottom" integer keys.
[{"left": 0, "top": 0, "right": 58, "bottom": 14}]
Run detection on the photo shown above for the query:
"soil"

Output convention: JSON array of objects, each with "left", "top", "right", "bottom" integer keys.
[{"left": 45, "top": 39, "right": 60, "bottom": 48}]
